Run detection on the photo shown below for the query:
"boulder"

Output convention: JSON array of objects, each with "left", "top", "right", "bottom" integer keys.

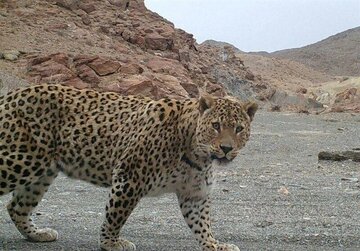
[
  {"left": 63, "top": 77, "right": 90, "bottom": 89},
  {"left": 146, "top": 57, "right": 183, "bottom": 76},
  {"left": 297, "top": 87, "right": 308, "bottom": 94},
  {"left": 104, "top": 74, "right": 189, "bottom": 100},
  {"left": 119, "top": 63, "right": 144, "bottom": 74},
  {"left": 73, "top": 54, "right": 98, "bottom": 66},
  {"left": 257, "top": 88, "right": 276, "bottom": 101},
  {"left": 318, "top": 150, "right": 360, "bottom": 162},
  {"left": 180, "top": 82, "right": 199, "bottom": 98},
  {"left": 3, "top": 52, "right": 18, "bottom": 61},
  {"left": 245, "top": 71, "right": 255, "bottom": 81},
  {"left": 145, "top": 33, "right": 174, "bottom": 51},
  {"left": 78, "top": 2, "right": 96, "bottom": 13},
  {"left": 28, "top": 60, "right": 75, "bottom": 83},
  {"left": 88, "top": 58, "right": 121, "bottom": 76},
  {"left": 27, "top": 53, "right": 75, "bottom": 83},
  {"left": 29, "top": 53, "right": 70, "bottom": 68},
  {"left": 76, "top": 64, "right": 100, "bottom": 84},
  {"left": 178, "top": 49, "right": 190, "bottom": 62},
  {"left": 270, "top": 89, "right": 323, "bottom": 111},
  {"left": 108, "top": 0, "right": 130, "bottom": 10},
  {"left": 82, "top": 15, "right": 91, "bottom": 25},
  {"left": 316, "top": 92, "right": 331, "bottom": 104},
  {"left": 121, "top": 29, "right": 135, "bottom": 42},
  {"left": 2, "top": 50, "right": 20, "bottom": 61},
  {"left": 334, "top": 88, "right": 357, "bottom": 103},
  {"left": 55, "top": 0, "right": 79, "bottom": 11},
  {"left": 104, "top": 75, "right": 154, "bottom": 96},
  {"left": 151, "top": 74, "right": 188, "bottom": 99},
  {"left": 206, "top": 82, "right": 226, "bottom": 97}
]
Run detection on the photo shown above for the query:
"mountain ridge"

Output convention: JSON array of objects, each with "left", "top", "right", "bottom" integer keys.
[{"left": 271, "top": 26, "right": 360, "bottom": 76}]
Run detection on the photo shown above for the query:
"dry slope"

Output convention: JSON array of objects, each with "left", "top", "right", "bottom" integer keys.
[{"left": 271, "top": 27, "right": 360, "bottom": 76}]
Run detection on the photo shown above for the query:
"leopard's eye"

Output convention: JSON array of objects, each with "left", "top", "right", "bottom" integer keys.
[
  {"left": 236, "top": 125, "right": 244, "bottom": 133},
  {"left": 212, "top": 122, "right": 220, "bottom": 131}
]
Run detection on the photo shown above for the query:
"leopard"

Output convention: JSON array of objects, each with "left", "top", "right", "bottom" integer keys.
[{"left": 0, "top": 83, "right": 257, "bottom": 251}]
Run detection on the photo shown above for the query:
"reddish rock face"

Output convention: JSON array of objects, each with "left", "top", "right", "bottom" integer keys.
[
  {"left": 88, "top": 58, "right": 121, "bottom": 76},
  {"left": 104, "top": 74, "right": 189, "bottom": 99},
  {"left": 180, "top": 82, "right": 199, "bottom": 98},
  {"left": 104, "top": 75, "right": 154, "bottom": 96},
  {"left": 29, "top": 53, "right": 70, "bottom": 68},
  {"left": 119, "top": 63, "right": 144, "bottom": 75},
  {"left": 28, "top": 58, "right": 75, "bottom": 83},
  {"left": 73, "top": 55, "right": 99, "bottom": 66},
  {"left": 145, "top": 33, "right": 174, "bottom": 51},
  {"left": 146, "top": 58, "right": 185, "bottom": 76},
  {"left": 27, "top": 54, "right": 119, "bottom": 87},
  {"left": 76, "top": 64, "right": 100, "bottom": 85},
  {"left": 151, "top": 74, "right": 188, "bottom": 99},
  {"left": 63, "top": 78, "right": 90, "bottom": 89},
  {"left": 3, "top": 0, "right": 264, "bottom": 107},
  {"left": 1, "top": 0, "right": 357, "bottom": 112}
]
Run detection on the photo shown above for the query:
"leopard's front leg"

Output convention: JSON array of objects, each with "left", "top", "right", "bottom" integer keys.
[
  {"left": 99, "top": 168, "right": 140, "bottom": 251},
  {"left": 177, "top": 195, "right": 240, "bottom": 251}
]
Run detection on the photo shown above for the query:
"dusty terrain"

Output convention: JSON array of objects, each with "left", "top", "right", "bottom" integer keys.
[{"left": 1, "top": 112, "right": 359, "bottom": 251}]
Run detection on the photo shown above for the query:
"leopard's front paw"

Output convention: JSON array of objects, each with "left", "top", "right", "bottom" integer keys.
[
  {"left": 202, "top": 242, "right": 240, "bottom": 251},
  {"left": 100, "top": 238, "right": 136, "bottom": 251},
  {"left": 25, "top": 228, "right": 58, "bottom": 242},
  {"left": 217, "top": 243, "right": 240, "bottom": 251}
]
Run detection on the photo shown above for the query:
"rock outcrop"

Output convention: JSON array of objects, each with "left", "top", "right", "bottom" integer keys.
[
  {"left": 0, "top": 0, "right": 273, "bottom": 104},
  {"left": 307, "top": 77, "right": 360, "bottom": 113},
  {"left": 0, "top": 0, "right": 357, "bottom": 113}
]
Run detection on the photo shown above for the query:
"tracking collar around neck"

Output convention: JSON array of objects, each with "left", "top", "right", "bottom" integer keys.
[{"left": 181, "top": 154, "right": 202, "bottom": 171}]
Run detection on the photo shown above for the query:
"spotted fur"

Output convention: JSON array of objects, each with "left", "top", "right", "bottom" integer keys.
[{"left": 0, "top": 84, "right": 257, "bottom": 251}]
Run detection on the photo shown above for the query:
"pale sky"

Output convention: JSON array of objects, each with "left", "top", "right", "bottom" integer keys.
[{"left": 144, "top": 0, "right": 360, "bottom": 52}]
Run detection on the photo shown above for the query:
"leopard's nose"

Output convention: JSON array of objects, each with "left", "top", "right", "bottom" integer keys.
[{"left": 220, "top": 145, "right": 233, "bottom": 154}]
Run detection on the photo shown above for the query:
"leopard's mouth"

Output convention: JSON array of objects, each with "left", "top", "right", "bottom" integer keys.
[{"left": 211, "top": 155, "right": 232, "bottom": 165}]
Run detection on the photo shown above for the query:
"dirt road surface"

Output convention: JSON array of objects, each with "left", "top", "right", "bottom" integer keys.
[{"left": 1, "top": 112, "right": 359, "bottom": 251}]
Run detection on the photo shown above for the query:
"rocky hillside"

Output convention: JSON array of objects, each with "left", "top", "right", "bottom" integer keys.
[
  {"left": 0, "top": 0, "right": 358, "bottom": 113},
  {"left": 238, "top": 53, "right": 331, "bottom": 91},
  {"left": 202, "top": 39, "right": 243, "bottom": 53},
  {"left": 0, "top": 0, "right": 267, "bottom": 103},
  {"left": 271, "top": 27, "right": 360, "bottom": 76},
  {"left": 200, "top": 37, "right": 360, "bottom": 113}
]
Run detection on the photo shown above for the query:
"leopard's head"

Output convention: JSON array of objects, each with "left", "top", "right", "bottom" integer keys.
[{"left": 195, "top": 95, "right": 257, "bottom": 164}]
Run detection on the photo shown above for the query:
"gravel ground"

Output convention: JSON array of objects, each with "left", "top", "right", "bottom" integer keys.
[{"left": 0, "top": 111, "right": 359, "bottom": 251}]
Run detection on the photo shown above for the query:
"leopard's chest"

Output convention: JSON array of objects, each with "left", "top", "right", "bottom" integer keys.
[{"left": 145, "top": 162, "right": 214, "bottom": 199}]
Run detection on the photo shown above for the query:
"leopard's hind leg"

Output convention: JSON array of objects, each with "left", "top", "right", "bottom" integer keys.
[{"left": 7, "top": 164, "right": 59, "bottom": 242}]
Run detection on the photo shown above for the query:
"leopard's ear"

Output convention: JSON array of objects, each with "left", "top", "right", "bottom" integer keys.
[
  {"left": 244, "top": 101, "right": 258, "bottom": 121},
  {"left": 199, "top": 94, "right": 214, "bottom": 115}
]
